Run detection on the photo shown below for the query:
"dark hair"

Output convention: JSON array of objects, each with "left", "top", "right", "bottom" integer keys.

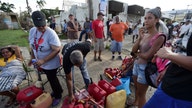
[{"left": 0, "top": 47, "right": 15, "bottom": 57}]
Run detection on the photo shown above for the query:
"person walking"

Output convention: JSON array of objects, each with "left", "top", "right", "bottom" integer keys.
[
  {"left": 92, "top": 12, "right": 105, "bottom": 61},
  {"left": 29, "top": 11, "right": 63, "bottom": 106},
  {"left": 132, "top": 19, "right": 142, "bottom": 43},
  {"left": 109, "top": 16, "right": 128, "bottom": 60}
]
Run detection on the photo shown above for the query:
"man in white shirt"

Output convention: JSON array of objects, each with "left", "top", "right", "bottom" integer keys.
[{"left": 179, "top": 20, "right": 191, "bottom": 37}]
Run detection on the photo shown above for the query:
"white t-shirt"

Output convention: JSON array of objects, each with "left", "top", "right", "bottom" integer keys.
[
  {"left": 133, "top": 23, "right": 142, "bottom": 35},
  {"left": 29, "top": 27, "right": 61, "bottom": 70},
  {"left": 179, "top": 23, "right": 191, "bottom": 37}
]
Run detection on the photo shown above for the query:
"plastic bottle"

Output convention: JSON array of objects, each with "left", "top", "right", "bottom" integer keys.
[{"left": 32, "top": 59, "right": 37, "bottom": 68}]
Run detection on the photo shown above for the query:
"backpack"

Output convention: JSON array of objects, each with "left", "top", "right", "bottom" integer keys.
[{"left": 145, "top": 33, "right": 170, "bottom": 88}]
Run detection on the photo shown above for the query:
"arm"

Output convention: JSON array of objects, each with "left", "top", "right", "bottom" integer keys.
[
  {"left": 138, "top": 36, "right": 165, "bottom": 60},
  {"left": 131, "top": 35, "right": 141, "bottom": 58},
  {"left": 36, "top": 45, "right": 60, "bottom": 66},
  {"left": 92, "top": 29, "right": 97, "bottom": 42},
  {"left": 11, "top": 45, "right": 23, "bottom": 60},
  {"left": 103, "top": 30, "right": 106, "bottom": 40},
  {"left": 66, "top": 72, "right": 75, "bottom": 102},
  {"left": 131, "top": 27, "right": 146, "bottom": 55},
  {"left": 67, "top": 21, "right": 78, "bottom": 32},
  {"left": 156, "top": 47, "right": 192, "bottom": 71}
]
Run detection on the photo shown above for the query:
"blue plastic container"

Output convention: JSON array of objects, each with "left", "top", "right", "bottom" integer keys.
[{"left": 116, "top": 77, "right": 131, "bottom": 96}]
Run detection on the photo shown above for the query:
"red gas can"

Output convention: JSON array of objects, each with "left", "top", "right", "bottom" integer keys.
[
  {"left": 16, "top": 86, "right": 43, "bottom": 108},
  {"left": 74, "top": 103, "right": 84, "bottom": 108},
  {"left": 87, "top": 78, "right": 107, "bottom": 102},
  {"left": 110, "top": 78, "right": 122, "bottom": 87},
  {"left": 98, "top": 75, "right": 116, "bottom": 96},
  {"left": 104, "top": 68, "right": 120, "bottom": 79},
  {"left": 61, "top": 96, "right": 75, "bottom": 108}
]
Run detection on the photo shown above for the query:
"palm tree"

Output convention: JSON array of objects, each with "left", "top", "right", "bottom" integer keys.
[
  {"left": 36, "top": 0, "right": 46, "bottom": 10},
  {"left": 0, "top": 2, "right": 15, "bottom": 13},
  {"left": 25, "top": 0, "right": 31, "bottom": 16}
]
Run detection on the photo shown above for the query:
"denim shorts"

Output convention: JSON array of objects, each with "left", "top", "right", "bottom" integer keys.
[
  {"left": 110, "top": 40, "right": 122, "bottom": 52},
  {"left": 132, "top": 63, "right": 147, "bottom": 84}
]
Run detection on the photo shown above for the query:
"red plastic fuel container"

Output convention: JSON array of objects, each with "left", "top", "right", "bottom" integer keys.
[
  {"left": 110, "top": 77, "right": 122, "bottom": 87},
  {"left": 61, "top": 96, "right": 75, "bottom": 108},
  {"left": 16, "top": 85, "right": 43, "bottom": 108},
  {"left": 98, "top": 75, "right": 116, "bottom": 96},
  {"left": 87, "top": 78, "right": 107, "bottom": 102}
]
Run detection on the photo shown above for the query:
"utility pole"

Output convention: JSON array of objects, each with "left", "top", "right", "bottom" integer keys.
[
  {"left": 26, "top": 0, "right": 30, "bottom": 16},
  {"left": 87, "top": 0, "right": 93, "bottom": 20}
]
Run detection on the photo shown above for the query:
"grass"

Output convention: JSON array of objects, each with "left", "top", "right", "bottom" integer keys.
[
  {"left": 0, "top": 29, "right": 67, "bottom": 48},
  {"left": 0, "top": 29, "right": 29, "bottom": 47}
]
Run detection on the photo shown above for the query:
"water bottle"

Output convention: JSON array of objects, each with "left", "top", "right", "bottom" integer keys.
[{"left": 32, "top": 59, "right": 37, "bottom": 68}]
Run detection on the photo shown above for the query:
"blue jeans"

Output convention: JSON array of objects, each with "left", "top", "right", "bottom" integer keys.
[
  {"left": 79, "top": 29, "right": 89, "bottom": 41},
  {"left": 71, "top": 58, "right": 90, "bottom": 90}
]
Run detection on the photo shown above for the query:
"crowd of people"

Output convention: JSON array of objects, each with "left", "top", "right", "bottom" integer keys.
[{"left": 1, "top": 6, "right": 192, "bottom": 107}]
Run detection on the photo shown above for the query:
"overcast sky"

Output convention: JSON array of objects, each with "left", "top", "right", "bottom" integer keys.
[{"left": 2, "top": 0, "right": 192, "bottom": 13}]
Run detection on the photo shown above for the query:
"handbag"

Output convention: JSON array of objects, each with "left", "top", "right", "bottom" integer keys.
[{"left": 145, "top": 61, "right": 158, "bottom": 88}]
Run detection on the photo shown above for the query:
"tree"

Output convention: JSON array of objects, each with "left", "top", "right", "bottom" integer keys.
[
  {"left": 0, "top": 2, "right": 15, "bottom": 13},
  {"left": 36, "top": 0, "right": 46, "bottom": 10}
]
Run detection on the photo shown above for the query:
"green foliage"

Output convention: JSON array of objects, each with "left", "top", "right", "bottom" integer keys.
[
  {"left": 36, "top": 0, "right": 46, "bottom": 10},
  {"left": 41, "top": 8, "right": 60, "bottom": 22},
  {"left": 0, "top": 2, "right": 15, "bottom": 12},
  {"left": 0, "top": 30, "right": 29, "bottom": 47}
]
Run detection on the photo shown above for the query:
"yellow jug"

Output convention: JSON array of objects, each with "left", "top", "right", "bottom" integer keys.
[
  {"left": 106, "top": 90, "right": 127, "bottom": 108},
  {"left": 31, "top": 92, "right": 52, "bottom": 108}
]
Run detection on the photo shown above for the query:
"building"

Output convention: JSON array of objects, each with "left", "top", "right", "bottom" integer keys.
[{"left": 0, "top": 12, "right": 21, "bottom": 30}]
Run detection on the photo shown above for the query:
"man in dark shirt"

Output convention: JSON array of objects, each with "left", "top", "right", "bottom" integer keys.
[{"left": 62, "top": 39, "right": 91, "bottom": 103}]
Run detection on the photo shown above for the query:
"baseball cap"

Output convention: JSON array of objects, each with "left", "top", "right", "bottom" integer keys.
[
  {"left": 32, "top": 11, "right": 46, "bottom": 27},
  {"left": 97, "top": 12, "right": 104, "bottom": 16}
]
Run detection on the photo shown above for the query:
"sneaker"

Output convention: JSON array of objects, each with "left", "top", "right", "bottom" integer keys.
[
  {"left": 98, "top": 57, "right": 102, "bottom": 61},
  {"left": 118, "top": 56, "right": 122, "bottom": 60},
  {"left": 52, "top": 98, "right": 61, "bottom": 106},
  {"left": 111, "top": 56, "right": 115, "bottom": 60}
]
